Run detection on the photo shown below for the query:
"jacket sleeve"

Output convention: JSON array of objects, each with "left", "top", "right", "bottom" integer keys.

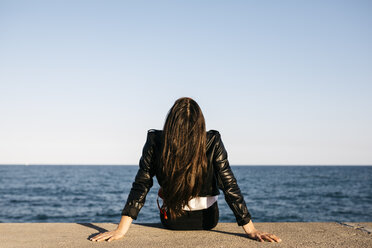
[
  {"left": 121, "top": 130, "right": 156, "bottom": 220},
  {"left": 213, "top": 131, "right": 252, "bottom": 226}
]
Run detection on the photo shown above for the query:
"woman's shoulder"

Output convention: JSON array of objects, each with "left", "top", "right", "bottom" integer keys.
[
  {"left": 206, "top": 130, "right": 222, "bottom": 149},
  {"left": 146, "top": 129, "right": 162, "bottom": 140},
  {"left": 145, "top": 129, "right": 221, "bottom": 152},
  {"left": 207, "top": 129, "right": 220, "bottom": 135},
  {"left": 147, "top": 128, "right": 162, "bottom": 134},
  {"left": 207, "top": 129, "right": 221, "bottom": 139}
]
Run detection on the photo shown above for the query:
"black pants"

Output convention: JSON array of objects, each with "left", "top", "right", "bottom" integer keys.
[{"left": 160, "top": 202, "right": 219, "bottom": 230}]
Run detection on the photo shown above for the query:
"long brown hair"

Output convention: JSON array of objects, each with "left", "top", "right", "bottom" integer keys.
[{"left": 160, "top": 97, "right": 208, "bottom": 219}]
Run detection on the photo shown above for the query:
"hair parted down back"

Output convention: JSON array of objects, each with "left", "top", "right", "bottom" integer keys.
[{"left": 160, "top": 97, "right": 208, "bottom": 219}]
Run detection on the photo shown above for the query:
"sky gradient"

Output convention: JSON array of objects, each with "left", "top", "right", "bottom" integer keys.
[{"left": 0, "top": 0, "right": 371, "bottom": 165}]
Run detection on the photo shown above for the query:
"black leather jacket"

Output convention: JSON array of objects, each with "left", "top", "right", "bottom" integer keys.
[{"left": 121, "top": 129, "right": 252, "bottom": 226}]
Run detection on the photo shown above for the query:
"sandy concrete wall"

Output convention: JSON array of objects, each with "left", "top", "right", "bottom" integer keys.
[{"left": 0, "top": 222, "right": 371, "bottom": 248}]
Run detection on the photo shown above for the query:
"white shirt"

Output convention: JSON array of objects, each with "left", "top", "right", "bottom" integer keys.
[{"left": 182, "top": 195, "right": 218, "bottom": 211}]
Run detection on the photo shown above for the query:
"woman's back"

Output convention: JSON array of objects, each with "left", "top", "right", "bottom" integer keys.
[
  {"left": 122, "top": 128, "right": 252, "bottom": 226},
  {"left": 149, "top": 129, "right": 220, "bottom": 197}
]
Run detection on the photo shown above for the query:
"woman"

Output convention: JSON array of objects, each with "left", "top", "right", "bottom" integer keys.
[{"left": 90, "top": 97, "right": 281, "bottom": 243}]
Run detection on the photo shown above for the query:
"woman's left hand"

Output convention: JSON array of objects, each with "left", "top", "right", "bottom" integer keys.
[
  {"left": 245, "top": 229, "right": 282, "bottom": 242},
  {"left": 242, "top": 220, "right": 282, "bottom": 242}
]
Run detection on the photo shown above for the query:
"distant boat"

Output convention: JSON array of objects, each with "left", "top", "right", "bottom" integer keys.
[{"left": 25, "top": 163, "right": 29, "bottom": 166}]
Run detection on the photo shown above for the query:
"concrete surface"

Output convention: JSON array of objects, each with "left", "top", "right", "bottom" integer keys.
[{"left": 0, "top": 222, "right": 371, "bottom": 248}]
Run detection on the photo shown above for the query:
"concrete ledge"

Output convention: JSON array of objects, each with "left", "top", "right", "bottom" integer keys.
[{"left": 0, "top": 222, "right": 371, "bottom": 248}]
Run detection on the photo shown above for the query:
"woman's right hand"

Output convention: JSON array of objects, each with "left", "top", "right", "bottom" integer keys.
[{"left": 90, "top": 229, "right": 125, "bottom": 242}]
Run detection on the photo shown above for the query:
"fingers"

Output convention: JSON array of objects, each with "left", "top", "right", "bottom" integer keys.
[
  {"left": 90, "top": 232, "right": 112, "bottom": 242},
  {"left": 256, "top": 234, "right": 264, "bottom": 242},
  {"left": 261, "top": 233, "right": 275, "bottom": 242},
  {"left": 252, "top": 232, "right": 282, "bottom": 243},
  {"left": 90, "top": 231, "right": 125, "bottom": 242},
  {"left": 97, "top": 235, "right": 110, "bottom": 242},
  {"left": 269, "top": 234, "right": 282, "bottom": 242},
  {"left": 90, "top": 234, "right": 100, "bottom": 241}
]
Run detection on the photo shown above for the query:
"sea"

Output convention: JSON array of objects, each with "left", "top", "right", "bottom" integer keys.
[{"left": 0, "top": 165, "right": 371, "bottom": 223}]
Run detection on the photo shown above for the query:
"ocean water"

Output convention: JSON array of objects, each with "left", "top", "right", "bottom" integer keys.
[{"left": 0, "top": 165, "right": 371, "bottom": 223}]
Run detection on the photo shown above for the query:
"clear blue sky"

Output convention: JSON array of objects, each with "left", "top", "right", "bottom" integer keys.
[{"left": 0, "top": 0, "right": 371, "bottom": 165}]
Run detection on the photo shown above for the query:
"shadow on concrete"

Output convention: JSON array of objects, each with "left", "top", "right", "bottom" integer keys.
[
  {"left": 135, "top": 223, "right": 165, "bottom": 229},
  {"left": 209, "top": 229, "right": 247, "bottom": 239},
  {"left": 77, "top": 223, "right": 109, "bottom": 240},
  {"left": 136, "top": 222, "right": 249, "bottom": 240},
  {"left": 136, "top": 223, "right": 251, "bottom": 241},
  {"left": 76, "top": 222, "right": 248, "bottom": 241}
]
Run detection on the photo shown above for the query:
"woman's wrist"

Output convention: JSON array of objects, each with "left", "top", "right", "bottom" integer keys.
[
  {"left": 115, "top": 215, "right": 133, "bottom": 235},
  {"left": 115, "top": 227, "right": 126, "bottom": 235},
  {"left": 242, "top": 220, "right": 257, "bottom": 234}
]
